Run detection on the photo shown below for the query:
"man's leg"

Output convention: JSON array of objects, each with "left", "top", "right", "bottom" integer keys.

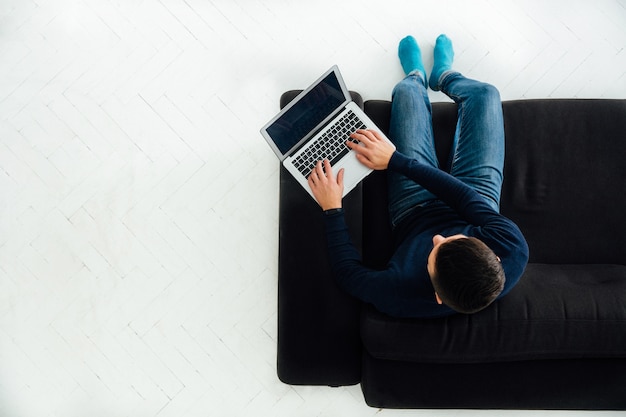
[
  {"left": 388, "top": 37, "right": 439, "bottom": 227},
  {"left": 430, "top": 36, "right": 505, "bottom": 211}
]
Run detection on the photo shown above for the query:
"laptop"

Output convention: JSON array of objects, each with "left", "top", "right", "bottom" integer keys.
[{"left": 260, "top": 65, "right": 393, "bottom": 201}]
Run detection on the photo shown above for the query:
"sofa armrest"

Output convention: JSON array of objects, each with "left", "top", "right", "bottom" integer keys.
[{"left": 277, "top": 91, "right": 364, "bottom": 386}]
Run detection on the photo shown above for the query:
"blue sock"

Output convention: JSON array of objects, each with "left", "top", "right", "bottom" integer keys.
[
  {"left": 398, "top": 36, "right": 426, "bottom": 84},
  {"left": 429, "top": 34, "right": 454, "bottom": 91}
]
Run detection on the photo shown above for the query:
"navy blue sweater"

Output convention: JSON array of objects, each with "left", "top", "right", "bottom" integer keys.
[{"left": 324, "top": 151, "right": 529, "bottom": 318}]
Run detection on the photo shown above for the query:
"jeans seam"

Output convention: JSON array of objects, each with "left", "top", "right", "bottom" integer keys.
[{"left": 449, "top": 94, "right": 463, "bottom": 174}]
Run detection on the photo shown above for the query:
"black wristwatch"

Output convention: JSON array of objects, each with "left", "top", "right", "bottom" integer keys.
[{"left": 323, "top": 208, "right": 344, "bottom": 216}]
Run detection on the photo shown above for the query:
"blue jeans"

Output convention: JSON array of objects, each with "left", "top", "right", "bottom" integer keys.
[{"left": 388, "top": 71, "right": 505, "bottom": 227}]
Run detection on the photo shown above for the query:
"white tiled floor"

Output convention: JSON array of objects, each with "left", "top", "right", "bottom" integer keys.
[{"left": 1, "top": 0, "right": 625, "bottom": 416}]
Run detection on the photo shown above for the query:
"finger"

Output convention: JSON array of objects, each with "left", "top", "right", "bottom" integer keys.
[
  {"left": 356, "top": 129, "right": 378, "bottom": 142},
  {"left": 347, "top": 137, "right": 367, "bottom": 152},
  {"left": 309, "top": 163, "right": 321, "bottom": 182},
  {"left": 368, "top": 129, "right": 384, "bottom": 141},
  {"left": 347, "top": 138, "right": 371, "bottom": 160},
  {"left": 311, "top": 160, "right": 320, "bottom": 175},
  {"left": 323, "top": 159, "right": 333, "bottom": 178},
  {"left": 315, "top": 160, "right": 327, "bottom": 180},
  {"left": 349, "top": 130, "right": 371, "bottom": 144},
  {"left": 355, "top": 152, "right": 375, "bottom": 170},
  {"left": 337, "top": 168, "right": 345, "bottom": 186}
]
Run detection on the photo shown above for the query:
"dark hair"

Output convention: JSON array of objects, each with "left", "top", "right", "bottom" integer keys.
[{"left": 432, "top": 237, "right": 505, "bottom": 314}]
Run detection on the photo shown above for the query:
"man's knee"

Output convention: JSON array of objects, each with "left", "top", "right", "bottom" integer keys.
[
  {"left": 393, "top": 76, "right": 426, "bottom": 99},
  {"left": 476, "top": 83, "right": 501, "bottom": 104}
]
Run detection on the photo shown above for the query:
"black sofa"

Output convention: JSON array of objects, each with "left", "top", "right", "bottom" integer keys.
[{"left": 277, "top": 91, "right": 626, "bottom": 409}]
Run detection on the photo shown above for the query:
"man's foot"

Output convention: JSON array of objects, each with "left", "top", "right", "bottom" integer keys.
[
  {"left": 429, "top": 34, "right": 454, "bottom": 91},
  {"left": 398, "top": 35, "right": 426, "bottom": 84}
]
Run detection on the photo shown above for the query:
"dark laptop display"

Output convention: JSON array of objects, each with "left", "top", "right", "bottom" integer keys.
[{"left": 266, "top": 71, "right": 345, "bottom": 155}]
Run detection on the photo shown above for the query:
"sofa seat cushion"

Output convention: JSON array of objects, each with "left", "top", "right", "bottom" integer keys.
[{"left": 361, "top": 263, "right": 626, "bottom": 364}]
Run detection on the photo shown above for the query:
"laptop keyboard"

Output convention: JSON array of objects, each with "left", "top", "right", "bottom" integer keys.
[{"left": 292, "top": 110, "right": 366, "bottom": 177}]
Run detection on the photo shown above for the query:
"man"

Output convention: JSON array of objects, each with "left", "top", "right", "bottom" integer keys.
[{"left": 307, "top": 34, "right": 529, "bottom": 318}]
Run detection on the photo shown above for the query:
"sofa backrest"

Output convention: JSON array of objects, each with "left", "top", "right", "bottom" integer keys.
[
  {"left": 363, "top": 99, "right": 626, "bottom": 266},
  {"left": 501, "top": 99, "right": 626, "bottom": 264}
]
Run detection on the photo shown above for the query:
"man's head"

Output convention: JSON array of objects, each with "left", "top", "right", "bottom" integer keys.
[{"left": 427, "top": 234, "right": 505, "bottom": 314}]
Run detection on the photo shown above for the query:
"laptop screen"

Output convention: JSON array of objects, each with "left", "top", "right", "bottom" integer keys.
[{"left": 266, "top": 71, "right": 345, "bottom": 155}]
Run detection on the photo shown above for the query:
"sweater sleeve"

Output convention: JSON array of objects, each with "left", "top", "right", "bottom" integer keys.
[
  {"left": 322, "top": 210, "right": 403, "bottom": 311},
  {"left": 388, "top": 151, "right": 496, "bottom": 226}
]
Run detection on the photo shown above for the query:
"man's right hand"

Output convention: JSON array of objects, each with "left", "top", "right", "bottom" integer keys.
[
  {"left": 347, "top": 129, "right": 396, "bottom": 170},
  {"left": 307, "top": 159, "right": 344, "bottom": 211}
]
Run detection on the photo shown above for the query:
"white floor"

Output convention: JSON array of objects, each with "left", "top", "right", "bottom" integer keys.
[{"left": 1, "top": 0, "right": 625, "bottom": 416}]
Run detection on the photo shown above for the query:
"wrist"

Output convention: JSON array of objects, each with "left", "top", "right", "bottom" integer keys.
[{"left": 321, "top": 200, "right": 342, "bottom": 211}]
